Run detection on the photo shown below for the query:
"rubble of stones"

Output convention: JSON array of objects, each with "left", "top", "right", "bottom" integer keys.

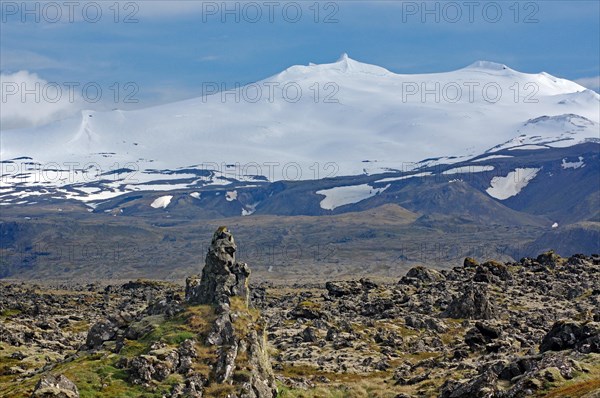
[
  {"left": 256, "top": 252, "right": 600, "bottom": 396},
  {"left": 0, "top": 250, "right": 598, "bottom": 397}
]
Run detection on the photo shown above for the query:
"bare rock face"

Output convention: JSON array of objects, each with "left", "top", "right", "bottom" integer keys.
[
  {"left": 31, "top": 374, "right": 79, "bottom": 398},
  {"left": 186, "top": 227, "right": 250, "bottom": 306}
]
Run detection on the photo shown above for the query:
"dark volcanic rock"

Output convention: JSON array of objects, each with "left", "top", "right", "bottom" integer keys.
[
  {"left": 400, "top": 265, "right": 445, "bottom": 285},
  {"left": 325, "top": 278, "right": 377, "bottom": 297},
  {"left": 326, "top": 280, "right": 363, "bottom": 297},
  {"left": 439, "top": 369, "right": 497, "bottom": 398},
  {"left": 442, "top": 283, "right": 497, "bottom": 320},
  {"left": 185, "top": 227, "right": 250, "bottom": 306},
  {"left": 473, "top": 261, "right": 512, "bottom": 283},
  {"left": 540, "top": 320, "right": 600, "bottom": 353},
  {"left": 463, "top": 257, "right": 479, "bottom": 268},
  {"left": 536, "top": 250, "right": 564, "bottom": 267},
  {"left": 85, "top": 319, "right": 118, "bottom": 349}
]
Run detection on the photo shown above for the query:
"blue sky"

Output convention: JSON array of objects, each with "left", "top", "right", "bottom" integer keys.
[{"left": 1, "top": 0, "right": 599, "bottom": 113}]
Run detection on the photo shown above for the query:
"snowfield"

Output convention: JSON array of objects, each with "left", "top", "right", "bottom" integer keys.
[
  {"left": 225, "top": 190, "right": 238, "bottom": 201},
  {"left": 150, "top": 195, "right": 173, "bottom": 209},
  {"left": 1, "top": 55, "right": 598, "bottom": 204},
  {"left": 442, "top": 165, "right": 495, "bottom": 175},
  {"left": 317, "top": 184, "right": 390, "bottom": 210},
  {"left": 486, "top": 168, "right": 541, "bottom": 200},
  {"left": 375, "top": 172, "right": 433, "bottom": 183}
]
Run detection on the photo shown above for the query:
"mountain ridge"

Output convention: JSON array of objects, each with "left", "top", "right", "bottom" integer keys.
[{"left": 1, "top": 56, "right": 598, "bottom": 205}]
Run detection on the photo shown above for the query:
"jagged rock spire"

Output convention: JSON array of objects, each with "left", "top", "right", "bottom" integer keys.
[
  {"left": 185, "top": 227, "right": 277, "bottom": 398},
  {"left": 185, "top": 227, "right": 250, "bottom": 306}
]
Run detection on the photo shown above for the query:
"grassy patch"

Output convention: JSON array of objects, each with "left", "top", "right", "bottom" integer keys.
[
  {"left": 542, "top": 378, "right": 600, "bottom": 398},
  {"left": 203, "top": 383, "right": 237, "bottom": 397},
  {"left": 0, "top": 303, "right": 217, "bottom": 398},
  {"left": 540, "top": 358, "right": 600, "bottom": 398},
  {"left": 276, "top": 377, "right": 409, "bottom": 398},
  {"left": 64, "top": 320, "right": 90, "bottom": 334}
]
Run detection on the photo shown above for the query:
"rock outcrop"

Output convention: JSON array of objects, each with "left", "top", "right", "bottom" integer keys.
[
  {"left": 442, "top": 283, "right": 496, "bottom": 320},
  {"left": 186, "top": 226, "right": 250, "bottom": 306},
  {"left": 85, "top": 319, "right": 118, "bottom": 349},
  {"left": 31, "top": 374, "right": 79, "bottom": 398},
  {"left": 185, "top": 227, "right": 277, "bottom": 398},
  {"left": 540, "top": 320, "right": 600, "bottom": 353}
]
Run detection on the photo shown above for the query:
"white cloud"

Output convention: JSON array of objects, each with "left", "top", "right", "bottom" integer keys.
[
  {"left": 0, "top": 70, "right": 79, "bottom": 130},
  {"left": 574, "top": 76, "right": 600, "bottom": 92},
  {"left": 0, "top": 50, "right": 64, "bottom": 72}
]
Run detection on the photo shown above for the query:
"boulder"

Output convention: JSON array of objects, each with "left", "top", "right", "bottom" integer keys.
[
  {"left": 540, "top": 321, "right": 600, "bottom": 353},
  {"left": 439, "top": 369, "right": 497, "bottom": 398},
  {"left": 85, "top": 319, "right": 118, "bottom": 349},
  {"left": 442, "top": 283, "right": 496, "bottom": 320},
  {"left": 400, "top": 266, "right": 445, "bottom": 285},
  {"left": 473, "top": 261, "right": 512, "bottom": 283},
  {"left": 301, "top": 326, "right": 318, "bottom": 343},
  {"left": 536, "top": 250, "right": 564, "bottom": 267},
  {"left": 464, "top": 257, "right": 479, "bottom": 268},
  {"left": 31, "top": 374, "right": 79, "bottom": 398},
  {"left": 325, "top": 281, "right": 363, "bottom": 297}
]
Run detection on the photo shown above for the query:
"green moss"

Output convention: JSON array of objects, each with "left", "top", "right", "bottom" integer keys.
[
  {"left": 298, "top": 301, "right": 321, "bottom": 310},
  {"left": 0, "top": 309, "right": 22, "bottom": 317},
  {"left": 120, "top": 340, "right": 147, "bottom": 358},
  {"left": 64, "top": 320, "right": 90, "bottom": 334}
]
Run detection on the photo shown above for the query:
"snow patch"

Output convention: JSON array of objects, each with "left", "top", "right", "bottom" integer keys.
[
  {"left": 486, "top": 168, "right": 541, "bottom": 200},
  {"left": 242, "top": 202, "right": 259, "bottom": 216},
  {"left": 150, "top": 195, "right": 173, "bottom": 209},
  {"left": 375, "top": 172, "right": 432, "bottom": 183},
  {"left": 317, "top": 184, "right": 389, "bottom": 210},
  {"left": 442, "top": 165, "right": 494, "bottom": 175},
  {"left": 472, "top": 155, "right": 513, "bottom": 162},
  {"left": 190, "top": 192, "right": 201, "bottom": 199},
  {"left": 561, "top": 156, "right": 585, "bottom": 169},
  {"left": 508, "top": 145, "right": 548, "bottom": 151},
  {"left": 225, "top": 190, "right": 238, "bottom": 201}
]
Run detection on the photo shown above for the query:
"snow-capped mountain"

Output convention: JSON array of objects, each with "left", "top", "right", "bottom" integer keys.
[{"left": 1, "top": 54, "right": 599, "bottom": 205}]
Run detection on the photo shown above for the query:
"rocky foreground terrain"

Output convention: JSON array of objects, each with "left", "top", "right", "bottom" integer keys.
[{"left": 0, "top": 229, "right": 599, "bottom": 397}]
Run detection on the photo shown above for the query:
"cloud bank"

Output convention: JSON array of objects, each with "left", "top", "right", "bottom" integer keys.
[{"left": 0, "top": 70, "right": 80, "bottom": 130}]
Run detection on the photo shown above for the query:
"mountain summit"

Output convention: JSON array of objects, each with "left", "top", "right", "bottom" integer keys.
[
  {"left": 465, "top": 60, "right": 512, "bottom": 71},
  {"left": 1, "top": 55, "right": 598, "bottom": 205}
]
